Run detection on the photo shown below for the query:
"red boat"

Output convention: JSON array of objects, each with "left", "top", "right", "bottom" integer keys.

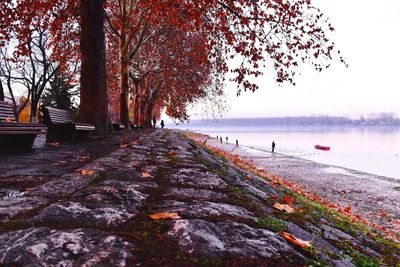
[{"left": 314, "top": 145, "right": 330, "bottom": 151}]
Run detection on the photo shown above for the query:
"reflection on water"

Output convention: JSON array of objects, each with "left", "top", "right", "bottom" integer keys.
[{"left": 182, "top": 126, "right": 400, "bottom": 179}]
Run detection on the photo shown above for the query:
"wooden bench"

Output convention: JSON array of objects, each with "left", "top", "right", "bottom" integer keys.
[
  {"left": 43, "top": 107, "right": 95, "bottom": 142},
  {"left": 112, "top": 121, "right": 125, "bottom": 132},
  {"left": 0, "top": 101, "right": 47, "bottom": 151}
]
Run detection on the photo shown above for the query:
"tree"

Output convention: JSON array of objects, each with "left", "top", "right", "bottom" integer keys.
[
  {"left": 1, "top": 0, "right": 110, "bottom": 131},
  {"left": 1, "top": 0, "right": 344, "bottom": 129},
  {"left": 0, "top": 82, "right": 4, "bottom": 101},
  {"left": 41, "top": 69, "right": 78, "bottom": 112},
  {"left": 80, "top": 0, "right": 111, "bottom": 132}
]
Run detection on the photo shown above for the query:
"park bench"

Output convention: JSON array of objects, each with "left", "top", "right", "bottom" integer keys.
[
  {"left": 0, "top": 101, "right": 47, "bottom": 151},
  {"left": 112, "top": 121, "right": 125, "bottom": 132},
  {"left": 43, "top": 107, "right": 95, "bottom": 142}
]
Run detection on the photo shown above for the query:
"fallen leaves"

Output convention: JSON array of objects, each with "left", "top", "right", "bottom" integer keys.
[
  {"left": 343, "top": 206, "right": 351, "bottom": 213},
  {"left": 141, "top": 172, "right": 153, "bottom": 178},
  {"left": 103, "top": 187, "right": 118, "bottom": 193},
  {"left": 80, "top": 169, "right": 95, "bottom": 175},
  {"left": 120, "top": 139, "right": 140, "bottom": 148},
  {"left": 2, "top": 117, "right": 13, "bottom": 122},
  {"left": 279, "top": 231, "right": 312, "bottom": 249},
  {"left": 149, "top": 212, "right": 181, "bottom": 220},
  {"left": 273, "top": 203, "right": 294, "bottom": 213},
  {"left": 283, "top": 195, "right": 294, "bottom": 207},
  {"left": 48, "top": 142, "right": 60, "bottom": 147},
  {"left": 185, "top": 131, "right": 400, "bottom": 243}
]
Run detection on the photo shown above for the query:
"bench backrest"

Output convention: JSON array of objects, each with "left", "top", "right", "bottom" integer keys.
[
  {"left": 44, "top": 107, "right": 75, "bottom": 125},
  {"left": 0, "top": 101, "right": 17, "bottom": 123}
]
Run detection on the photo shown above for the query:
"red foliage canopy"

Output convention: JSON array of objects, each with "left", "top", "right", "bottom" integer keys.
[{"left": 1, "top": 0, "right": 344, "bottom": 124}]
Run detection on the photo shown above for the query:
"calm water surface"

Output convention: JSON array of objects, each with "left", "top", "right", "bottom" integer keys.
[{"left": 175, "top": 126, "right": 400, "bottom": 180}]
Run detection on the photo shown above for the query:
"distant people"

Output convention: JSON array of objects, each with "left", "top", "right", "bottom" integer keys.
[
  {"left": 160, "top": 120, "right": 165, "bottom": 129},
  {"left": 272, "top": 141, "right": 276, "bottom": 153},
  {"left": 217, "top": 135, "right": 219, "bottom": 140},
  {"left": 152, "top": 116, "right": 156, "bottom": 128},
  {"left": 220, "top": 137, "right": 222, "bottom": 143},
  {"left": 236, "top": 139, "right": 239, "bottom": 147},
  {"left": 226, "top": 137, "right": 228, "bottom": 144}
]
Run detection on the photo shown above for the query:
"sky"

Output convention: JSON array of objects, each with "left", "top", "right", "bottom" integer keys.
[{"left": 183, "top": 0, "right": 400, "bottom": 120}]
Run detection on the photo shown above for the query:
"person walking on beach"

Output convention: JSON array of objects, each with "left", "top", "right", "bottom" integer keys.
[
  {"left": 226, "top": 137, "right": 228, "bottom": 144},
  {"left": 272, "top": 141, "right": 276, "bottom": 153},
  {"left": 236, "top": 139, "right": 239, "bottom": 147},
  {"left": 220, "top": 137, "right": 222, "bottom": 143},
  {"left": 160, "top": 120, "right": 165, "bottom": 129}
]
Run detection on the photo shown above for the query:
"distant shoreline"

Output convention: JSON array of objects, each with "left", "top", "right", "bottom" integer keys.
[{"left": 170, "top": 115, "right": 400, "bottom": 127}]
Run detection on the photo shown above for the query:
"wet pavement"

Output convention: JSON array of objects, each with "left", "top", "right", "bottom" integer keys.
[{"left": 0, "top": 129, "right": 399, "bottom": 266}]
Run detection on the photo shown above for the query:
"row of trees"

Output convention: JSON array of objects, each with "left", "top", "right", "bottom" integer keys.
[{"left": 0, "top": 0, "right": 343, "bottom": 132}]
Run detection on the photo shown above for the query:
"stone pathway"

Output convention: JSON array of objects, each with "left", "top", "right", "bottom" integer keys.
[{"left": 0, "top": 130, "right": 398, "bottom": 266}]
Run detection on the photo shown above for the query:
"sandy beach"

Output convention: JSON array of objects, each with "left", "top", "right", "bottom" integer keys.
[{"left": 205, "top": 136, "right": 400, "bottom": 240}]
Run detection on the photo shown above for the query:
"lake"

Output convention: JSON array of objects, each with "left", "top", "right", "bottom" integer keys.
[{"left": 170, "top": 124, "right": 400, "bottom": 180}]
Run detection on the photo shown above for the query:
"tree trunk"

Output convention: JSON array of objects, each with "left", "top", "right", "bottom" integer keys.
[
  {"left": 119, "top": 58, "right": 130, "bottom": 128},
  {"left": 30, "top": 98, "right": 38, "bottom": 123},
  {"left": 132, "top": 94, "right": 140, "bottom": 126},
  {"left": 145, "top": 101, "right": 153, "bottom": 128},
  {"left": 79, "top": 0, "right": 111, "bottom": 132},
  {"left": 0, "top": 82, "right": 4, "bottom": 101}
]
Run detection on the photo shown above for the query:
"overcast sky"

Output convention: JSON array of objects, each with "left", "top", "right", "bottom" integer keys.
[{"left": 188, "top": 0, "right": 400, "bottom": 119}]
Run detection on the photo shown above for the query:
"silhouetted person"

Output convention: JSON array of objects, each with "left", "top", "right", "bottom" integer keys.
[
  {"left": 226, "top": 137, "right": 228, "bottom": 144},
  {"left": 236, "top": 139, "right": 239, "bottom": 147},
  {"left": 160, "top": 120, "right": 165, "bottom": 129},
  {"left": 220, "top": 137, "right": 222, "bottom": 143},
  {"left": 152, "top": 116, "right": 156, "bottom": 128},
  {"left": 272, "top": 141, "right": 276, "bottom": 153}
]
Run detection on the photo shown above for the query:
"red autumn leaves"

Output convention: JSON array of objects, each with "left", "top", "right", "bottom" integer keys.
[{"left": 1, "top": 0, "right": 342, "bottom": 128}]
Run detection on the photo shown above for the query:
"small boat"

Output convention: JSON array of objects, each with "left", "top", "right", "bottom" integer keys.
[{"left": 314, "top": 145, "right": 330, "bottom": 151}]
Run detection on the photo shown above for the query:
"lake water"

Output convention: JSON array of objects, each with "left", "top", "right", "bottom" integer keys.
[{"left": 171, "top": 125, "right": 400, "bottom": 180}]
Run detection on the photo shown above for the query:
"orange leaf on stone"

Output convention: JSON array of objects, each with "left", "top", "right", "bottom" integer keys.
[
  {"left": 3, "top": 117, "right": 13, "bottom": 122},
  {"left": 167, "top": 151, "right": 177, "bottom": 156},
  {"left": 80, "top": 169, "right": 95, "bottom": 175},
  {"left": 103, "top": 187, "right": 118, "bottom": 193},
  {"left": 343, "top": 206, "right": 351, "bottom": 213},
  {"left": 149, "top": 212, "right": 181, "bottom": 220},
  {"left": 120, "top": 143, "right": 128, "bottom": 148},
  {"left": 279, "top": 231, "right": 312, "bottom": 249},
  {"left": 48, "top": 142, "right": 60, "bottom": 147},
  {"left": 273, "top": 203, "right": 294, "bottom": 213},
  {"left": 141, "top": 172, "right": 153, "bottom": 178},
  {"left": 283, "top": 195, "right": 294, "bottom": 207}
]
